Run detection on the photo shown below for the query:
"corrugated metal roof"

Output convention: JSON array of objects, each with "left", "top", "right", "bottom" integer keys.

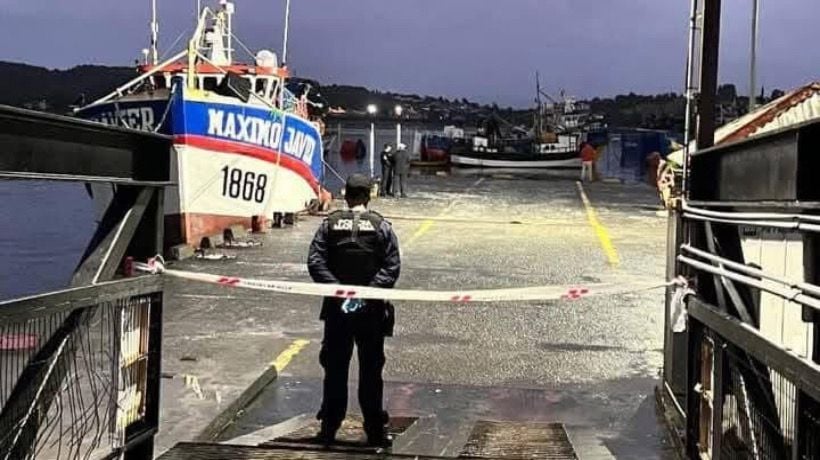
[{"left": 670, "top": 81, "right": 820, "bottom": 163}]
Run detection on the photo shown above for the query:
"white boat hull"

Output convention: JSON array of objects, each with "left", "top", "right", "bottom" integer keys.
[{"left": 450, "top": 154, "right": 581, "bottom": 169}]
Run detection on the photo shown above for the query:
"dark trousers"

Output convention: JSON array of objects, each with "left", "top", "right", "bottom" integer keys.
[
  {"left": 380, "top": 164, "right": 394, "bottom": 196},
  {"left": 319, "top": 309, "right": 387, "bottom": 434},
  {"left": 395, "top": 171, "right": 408, "bottom": 196}
]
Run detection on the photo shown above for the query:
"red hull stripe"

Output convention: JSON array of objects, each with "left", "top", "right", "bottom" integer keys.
[{"left": 174, "top": 134, "right": 320, "bottom": 192}]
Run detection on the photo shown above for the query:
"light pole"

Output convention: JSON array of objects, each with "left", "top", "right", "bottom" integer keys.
[
  {"left": 367, "top": 104, "right": 378, "bottom": 178},
  {"left": 749, "top": 0, "right": 761, "bottom": 111},
  {"left": 394, "top": 105, "right": 403, "bottom": 147}
]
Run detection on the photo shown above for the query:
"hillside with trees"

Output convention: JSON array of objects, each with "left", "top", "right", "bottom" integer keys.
[{"left": 0, "top": 60, "right": 782, "bottom": 134}]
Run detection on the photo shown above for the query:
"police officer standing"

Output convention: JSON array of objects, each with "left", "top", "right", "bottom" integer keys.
[
  {"left": 393, "top": 143, "right": 410, "bottom": 198},
  {"left": 379, "top": 143, "right": 394, "bottom": 197},
  {"left": 308, "top": 174, "right": 401, "bottom": 447}
]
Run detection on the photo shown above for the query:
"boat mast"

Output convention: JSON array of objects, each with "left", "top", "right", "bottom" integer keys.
[
  {"left": 220, "top": 0, "right": 234, "bottom": 63},
  {"left": 535, "top": 71, "right": 543, "bottom": 139},
  {"left": 150, "top": 0, "right": 159, "bottom": 65},
  {"left": 282, "top": 0, "right": 292, "bottom": 65}
]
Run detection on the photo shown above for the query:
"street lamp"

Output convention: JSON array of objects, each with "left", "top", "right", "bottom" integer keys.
[
  {"left": 367, "top": 104, "right": 378, "bottom": 178},
  {"left": 394, "top": 105, "right": 403, "bottom": 147}
]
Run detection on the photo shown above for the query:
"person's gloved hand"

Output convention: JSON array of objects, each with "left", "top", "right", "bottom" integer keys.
[{"left": 341, "top": 298, "right": 364, "bottom": 314}]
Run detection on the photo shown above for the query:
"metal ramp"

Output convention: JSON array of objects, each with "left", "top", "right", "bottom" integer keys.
[{"left": 158, "top": 416, "right": 578, "bottom": 459}]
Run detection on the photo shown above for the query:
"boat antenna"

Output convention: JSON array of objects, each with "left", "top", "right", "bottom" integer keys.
[
  {"left": 282, "top": 0, "right": 292, "bottom": 65},
  {"left": 196, "top": 0, "right": 201, "bottom": 22},
  {"left": 150, "top": 0, "right": 159, "bottom": 65}
]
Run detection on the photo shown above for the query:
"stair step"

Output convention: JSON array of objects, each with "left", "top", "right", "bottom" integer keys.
[{"left": 459, "top": 421, "right": 577, "bottom": 459}]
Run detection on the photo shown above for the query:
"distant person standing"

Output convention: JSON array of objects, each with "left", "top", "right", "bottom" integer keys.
[
  {"left": 393, "top": 143, "right": 410, "bottom": 198},
  {"left": 379, "top": 143, "right": 394, "bottom": 197},
  {"left": 580, "top": 142, "right": 596, "bottom": 182},
  {"left": 355, "top": 139, "right": 367, "bottom": 163}
]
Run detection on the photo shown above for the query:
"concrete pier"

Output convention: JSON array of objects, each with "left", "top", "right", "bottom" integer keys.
[{"left": 155, "top": 170, "right": 675, "bottom": 458}]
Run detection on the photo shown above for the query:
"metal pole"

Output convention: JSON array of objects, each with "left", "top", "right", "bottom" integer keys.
[
  {"left": 282, "top": 0, "right": 292, "bottom": 65},
  {"left": 396, "top": 122, "right": 402, "bottom": 147},
  {"left": 682, "top": 0, "right": 699, "bottom": 195},
  {"left": 369, "top": 122, "right": 376, "bottom": 178},
  {"left": 227, "top": 3, "right": 233, "bottom": 63},
  {"left": 696, "top": 0, "right": 721, "bottom": 152},
  {"left": 150, "top": 0, "right": 159, "bottom": 65},
  {"left": 749, "top": 0, "right": 760, "bottom": 111}
]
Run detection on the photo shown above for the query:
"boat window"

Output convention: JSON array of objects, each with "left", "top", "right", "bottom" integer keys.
[
  {"left": 203, "top": 76, "right": 219, "bottom": 91},
  {"left": 255, "top": 78, "right": 268, "bottom": 97},
  {"left": 270, "top": 79, "right": 279, "bottom": 100},
  {"left": 153, "top": 75, "right": 167, "bottom": 89}
]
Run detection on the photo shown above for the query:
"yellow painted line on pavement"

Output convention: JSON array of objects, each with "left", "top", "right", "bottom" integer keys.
[
  {"left": 270, "top": 339, "right": 310, "bottom": 372},
  {"left": 404, "top": 177, "right": 485, "bottom": 247},
  {"left": 406, "top": 219, "right": 435, "bottom": 246},
  {"left": 576, "top": 181, "right": 621, "bottom": 267}
]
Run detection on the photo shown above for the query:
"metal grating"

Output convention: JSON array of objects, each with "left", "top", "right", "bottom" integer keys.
[
  {"left": 459, "top": 421, "right": 577, "bottom": 459},
  {"left": 160, "top": 442, "right": 451, "bottom": 459},
  {"left": 260, "top": 415, "right": 418, "bottom": 450}
]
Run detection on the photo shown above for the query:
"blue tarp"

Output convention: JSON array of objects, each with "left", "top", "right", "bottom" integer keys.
[{"left": 590, "top": 129, "right": 670, "bottom": 182}]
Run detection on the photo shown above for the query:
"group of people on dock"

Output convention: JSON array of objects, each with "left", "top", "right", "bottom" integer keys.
[{"left": 378, "top": 143, "right": 409, "bottom": 198}]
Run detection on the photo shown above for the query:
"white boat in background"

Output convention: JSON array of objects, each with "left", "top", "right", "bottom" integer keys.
[
  {"left": 76, "top": 1, "right": 324, "bottom": 246},
  {"left": 449, "top": 133, "right": 581, "bottom": 169}
]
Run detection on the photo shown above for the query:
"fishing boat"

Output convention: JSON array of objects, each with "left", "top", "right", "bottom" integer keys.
[
  {"left": 449, "top": 74, "right": 587, "bottom": 169},
  {"left": 449, "top": 133, "right": 580, "bottom": 168},
  {"left": 75, "top": 1, "right": 324, "bottom": 246}
]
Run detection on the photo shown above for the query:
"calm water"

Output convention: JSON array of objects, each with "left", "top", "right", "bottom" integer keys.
[
  {"left": 0, "top": 181, "right": 97, "bottom": 300},
  {"left": 0, "top": 149, "right": 386, "bottom": 301}
]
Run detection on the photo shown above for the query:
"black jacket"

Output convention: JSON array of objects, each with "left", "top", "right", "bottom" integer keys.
[
  {"left": 393, "top": 149, "right": 410, "bottom": 174},
  {"left": 380, "top": 150, "right": 394, "bottom": 167},
  {"left": 308, "top": 210, "right": 401, "bottom": 320}
]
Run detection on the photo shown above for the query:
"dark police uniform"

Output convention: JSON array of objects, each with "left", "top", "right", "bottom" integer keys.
[
  {"left": 379, "top": 148, "right": 394, "bottom": 196},
  {"left": 393, "top": 147, "right": 409, "bottom": 198},
  {"left": 307, "top": 207, "right": 401, "bottom": 443}
]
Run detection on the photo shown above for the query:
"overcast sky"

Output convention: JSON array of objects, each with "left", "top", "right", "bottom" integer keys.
[{"left": 1, "top": 0, "right": 818, "bottom": 106}]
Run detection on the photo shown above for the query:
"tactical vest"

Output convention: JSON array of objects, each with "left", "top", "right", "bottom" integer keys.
[{"left": 326, "top": 210, "right": 385, "bottom": 285}]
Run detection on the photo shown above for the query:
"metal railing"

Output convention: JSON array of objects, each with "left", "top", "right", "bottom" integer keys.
[
  {"left": 662, "top": 119, "right": 820, "bottom": 459},
  {"left": 0, "top": 277, "right": 163, "bottom": 460},
  {"left": 0, "top": 105, "right": 172, "bottom": 459},
  {"left": 687, "top": 298, "right": 820, "bottom": 459}
]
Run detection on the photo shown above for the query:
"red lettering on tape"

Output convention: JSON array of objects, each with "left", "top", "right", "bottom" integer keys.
[
  {"left": 562, "top": 287, "right": 589, "bottom": 301},
  {"left": 217, "top": 277, "right": 240, "bottom": 286}
]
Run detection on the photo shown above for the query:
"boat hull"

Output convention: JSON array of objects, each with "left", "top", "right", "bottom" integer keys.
[
  {"left": 450, "top": 152, "right": 581, "bottom": 169},
  {"left": 77, "top": 86, "right": 323, "bottom": 246}
]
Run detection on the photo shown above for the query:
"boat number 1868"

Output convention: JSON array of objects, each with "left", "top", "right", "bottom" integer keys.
[{"left": 221, "top": 166, "right": 267, "bottom": 203}]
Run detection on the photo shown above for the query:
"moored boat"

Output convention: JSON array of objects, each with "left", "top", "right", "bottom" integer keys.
[
  {"left": 75, "top": 1, "right": 324, "bottom": 246},
  {"left": 449, "top": 133, "right": 580, "bottom": 169}
]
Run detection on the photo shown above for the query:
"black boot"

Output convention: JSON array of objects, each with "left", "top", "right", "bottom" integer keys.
[
  {"left": 315, "top": 425, "right": 337, "bottom": 446},
  {"left": 365, "top": 429, "right": 393, "bottom": 448}
]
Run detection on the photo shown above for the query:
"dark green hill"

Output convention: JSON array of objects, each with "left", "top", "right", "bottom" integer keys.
[{"left": 0, "top": 61, "right": 135, "bottom": 113}]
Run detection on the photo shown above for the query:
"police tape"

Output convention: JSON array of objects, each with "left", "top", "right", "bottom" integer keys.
[{"left": 133, "top": 257, "right": 676, "bottom": 303}]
